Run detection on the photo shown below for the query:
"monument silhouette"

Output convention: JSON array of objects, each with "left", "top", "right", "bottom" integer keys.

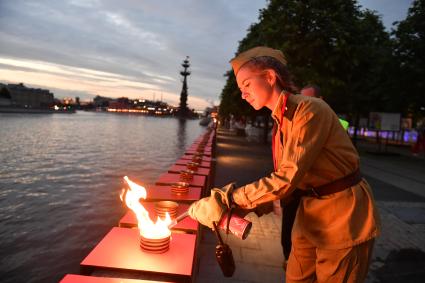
[{"left": 177, "top": 56, "right": 191, "bottom": 118}]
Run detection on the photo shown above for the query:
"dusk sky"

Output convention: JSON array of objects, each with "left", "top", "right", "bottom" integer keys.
[{"left": 0, "top": 0, "right": 414, "bottom": 110}]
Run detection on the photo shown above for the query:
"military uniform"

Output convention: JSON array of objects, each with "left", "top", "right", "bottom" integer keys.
[{"left": 232, "top": 93, "right": 381, "bottom": 282}]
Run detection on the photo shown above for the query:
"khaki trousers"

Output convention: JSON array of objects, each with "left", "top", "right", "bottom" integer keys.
[{"left": 286, "top": 239, "right": 375, "bottom": 283}]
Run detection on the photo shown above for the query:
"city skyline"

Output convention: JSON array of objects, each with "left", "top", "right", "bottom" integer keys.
[{"left": 0, "top": 0, "right": 413, "bottom": 110}]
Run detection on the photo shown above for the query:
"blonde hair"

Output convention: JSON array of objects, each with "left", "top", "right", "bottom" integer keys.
[{"left": 241, "top": 56, "right": 299, "bottom": 94}]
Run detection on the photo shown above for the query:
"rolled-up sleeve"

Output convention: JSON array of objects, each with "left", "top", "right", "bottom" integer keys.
[{"left": 232, "top": 99, "right": 335, "bottom": 209}]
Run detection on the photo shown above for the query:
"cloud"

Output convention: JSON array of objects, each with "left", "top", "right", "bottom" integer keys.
[
  {"left": 0, "top": 0, "right": 413, "bottom": 109},
  {"left": 0, "top": 0, "right": 268, "bottom": 109},
  {"left": 0, "top": 56, "right": 183, "bottom": 104}
]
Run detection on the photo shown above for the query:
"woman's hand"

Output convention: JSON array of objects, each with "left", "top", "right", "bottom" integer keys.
[{"left": 188, "top": 183, "right": 234, "bottom": 229}]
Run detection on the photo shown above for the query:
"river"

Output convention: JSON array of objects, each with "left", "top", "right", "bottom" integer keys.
[{"left": 0, "top": 111, "right": 204, "bottom": 282}]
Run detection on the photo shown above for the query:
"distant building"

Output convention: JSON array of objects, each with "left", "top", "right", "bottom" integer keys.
[
  {"left": 0, "top": 83, "right": 54, "bottom": 108},
  {"left": 93, "top": 95, "right": 113, "bottom": 108},
  {"left": 108, "top": 100, "right": 128, "bottom": 110},
  {"left": 105, "top": 97, "right": 175, "bottom": 115},
  {"left": 0, "top": 84, "right": 12, "bottom": 106}
]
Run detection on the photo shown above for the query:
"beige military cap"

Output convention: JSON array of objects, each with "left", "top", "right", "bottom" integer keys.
[{"left": 230, "top": 46, "right": 287, "bottom": 75}]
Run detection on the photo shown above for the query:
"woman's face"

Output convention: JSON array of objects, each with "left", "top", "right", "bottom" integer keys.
[{"left": 236, "top": 66, "right": 273, "bottom": 110}]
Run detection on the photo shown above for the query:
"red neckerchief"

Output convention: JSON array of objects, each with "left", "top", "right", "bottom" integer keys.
[{"left": 272, "top": 93, "right": 289, "bottom": 171}]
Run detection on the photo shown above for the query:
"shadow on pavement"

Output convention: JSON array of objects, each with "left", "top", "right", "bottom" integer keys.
[{"left": 375, "top": 249, "right": 425, "bottom": 283}]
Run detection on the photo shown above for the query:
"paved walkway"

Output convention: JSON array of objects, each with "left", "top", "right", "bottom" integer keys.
[
  {"left": 197, "top": 128, "right": 284, "bottom": 283},
  {"left": 197, "top": 127, "right": 425, "bottom": 283},
  {"left": 356, "top": 141, "right": 425, "bottom": 283}
]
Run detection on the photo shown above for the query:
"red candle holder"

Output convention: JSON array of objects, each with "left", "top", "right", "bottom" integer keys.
[
  {"left": 154, "top": 201, "right": 178, "bottom": 219},
  {"left": 196, "top": 145, "right": 205, "bottom": 151},
  {"left": 191, "top": 155, "right": 203, "bottom": 162},
  {"left": 139, "top": 234, "right": 170, "bottom": 254},
  {"left": 171, "top": 181, "right": 190, "bottom": 194},
  {"left": 180, "top": 170, "right": 194, "bottom": 182},
  {"left": 187, "top": 162, "right": 199, "bottom": 171}
]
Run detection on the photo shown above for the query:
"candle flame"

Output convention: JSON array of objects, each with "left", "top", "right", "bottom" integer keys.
[{"left": 121, "top": 176, "right": 171, "bottom": 239}]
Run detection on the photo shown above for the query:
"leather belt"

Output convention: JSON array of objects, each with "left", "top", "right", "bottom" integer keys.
[{"left": 299, "top": 169, "right": 362, "bottom": 198}]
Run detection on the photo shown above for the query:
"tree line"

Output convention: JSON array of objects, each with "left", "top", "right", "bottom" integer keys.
[{"left": 219, "top": 0, "right": 425, "bottom": 128}]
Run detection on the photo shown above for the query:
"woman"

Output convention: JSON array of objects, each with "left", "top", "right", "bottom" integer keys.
[{"left": 189, "top": 46, "right": 380, "bottom": 283}]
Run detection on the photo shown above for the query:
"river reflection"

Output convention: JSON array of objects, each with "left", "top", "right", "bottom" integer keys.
[
  {"left": 177, "top": 118, "right": 187, "bottom": 151},
  {"left": 0, "top": 112, "right": 203, "bottom": 283}
]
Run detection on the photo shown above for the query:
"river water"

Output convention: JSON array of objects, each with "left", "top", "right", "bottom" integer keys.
[{"left": 0, "top": 112, "right": 205, "bottom": 283}]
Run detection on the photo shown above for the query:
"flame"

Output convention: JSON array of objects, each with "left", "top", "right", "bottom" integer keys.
[{"left": 121, "top": 176, "right": 171, "bottom": 239}]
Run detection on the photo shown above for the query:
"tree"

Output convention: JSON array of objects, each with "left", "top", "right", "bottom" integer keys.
[
  {"left": 393, "top": 0, "right": 425, "bottom": 119},
  {"left": 0, "top": 87, "right": 12, "bottom": 99},
  {"left": 219, "top": 0, "right": 394, "bottom": 120}
]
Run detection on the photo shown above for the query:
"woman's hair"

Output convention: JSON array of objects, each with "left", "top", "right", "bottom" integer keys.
[{"left": 242, "top": 56, "right": 299, "bottom": 94}]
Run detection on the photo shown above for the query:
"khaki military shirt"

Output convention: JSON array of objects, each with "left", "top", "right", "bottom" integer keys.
[{"left": 233, "top": 93, "right": 381, "bottom": 249}]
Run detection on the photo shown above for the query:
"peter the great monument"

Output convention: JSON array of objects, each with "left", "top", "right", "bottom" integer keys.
[{"left": 176, "top": 56, "right": 194, "bottom": 118}]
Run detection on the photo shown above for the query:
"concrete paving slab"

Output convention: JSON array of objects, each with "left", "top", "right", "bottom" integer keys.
[
  {"left": 391, "top": 206, "right": 425, "bottom": 224},
  {"left": 365, "top": 175, "right": 425, "bottom": 202}
]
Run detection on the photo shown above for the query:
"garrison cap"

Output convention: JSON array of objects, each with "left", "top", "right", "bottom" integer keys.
[{"left": 230, "top": 46, "right": 287, "bottom": 75}]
